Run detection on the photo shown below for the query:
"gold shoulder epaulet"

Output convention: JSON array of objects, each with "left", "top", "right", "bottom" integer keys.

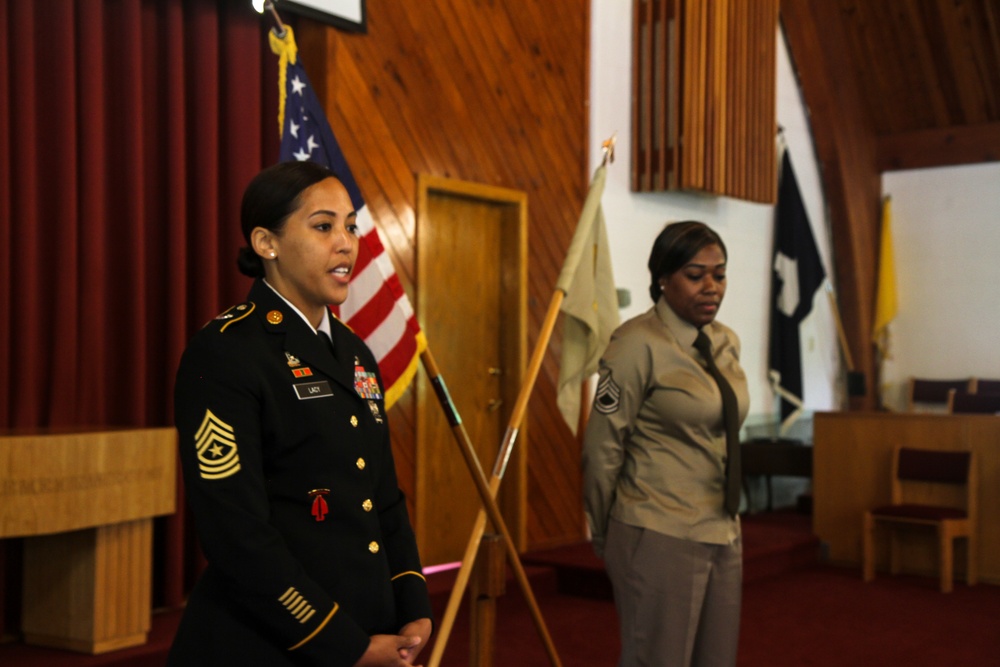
[{"left": 208, "top": 301, "right": 256, "bottom": 332}]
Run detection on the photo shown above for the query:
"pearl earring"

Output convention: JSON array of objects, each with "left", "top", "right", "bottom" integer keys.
[{"left": 269, "top": 251, "right": 276, "bottom": 258}]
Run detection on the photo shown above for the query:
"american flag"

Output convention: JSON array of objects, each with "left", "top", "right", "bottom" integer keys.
[{"left": 270, "top": 26, "right": 425, "bottom": 409}]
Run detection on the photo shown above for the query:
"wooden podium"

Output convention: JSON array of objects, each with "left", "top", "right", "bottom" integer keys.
[{"left": 0, "top": 428, "right": 176, "bottom": 654}]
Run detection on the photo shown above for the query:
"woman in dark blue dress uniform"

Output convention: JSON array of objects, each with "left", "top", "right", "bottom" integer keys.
[{"left": 170, "top": 161, "right": 433, "bottom": 667}]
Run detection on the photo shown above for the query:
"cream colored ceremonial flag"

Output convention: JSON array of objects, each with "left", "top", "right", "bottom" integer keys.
[{"left": 556, "top": 165, "right": 620, "bottom": 434}]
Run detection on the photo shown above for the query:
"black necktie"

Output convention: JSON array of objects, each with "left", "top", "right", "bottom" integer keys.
[
  {"left": 693, "top": 330, "right": 741, "bottom": 516},
  {"left": 319, "top": 330, "right": 336, "bottom": 357}
]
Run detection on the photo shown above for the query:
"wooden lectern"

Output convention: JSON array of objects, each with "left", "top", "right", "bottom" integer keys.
[{"left": 0, "top": 428, "right": 176, "bottom": 654}]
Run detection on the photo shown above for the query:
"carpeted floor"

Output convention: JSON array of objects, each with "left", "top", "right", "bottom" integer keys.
[
  {"left": 428, "top": 510, "right": 1000, "bottom": 666},
  {"left": 738, "top": 565, "right": 1000, "bottom": 666},
  {"left": 426, "top": 563, "right": 1000, "bottom": 667},
  {"left": 3, "top": 510, "right": 998, "bottom": 666}
]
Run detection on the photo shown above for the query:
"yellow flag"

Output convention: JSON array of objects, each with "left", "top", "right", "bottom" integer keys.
[
  {"left": 872, "top": 196, "right": 897, "bottom": 355},
  {"left": 556, "top": 165, "right": 620, "bottom": 434}
]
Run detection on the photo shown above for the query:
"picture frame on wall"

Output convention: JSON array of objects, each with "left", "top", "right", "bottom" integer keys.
[{"left": 280, "top": 0, "right": 366, "bottom": 33}]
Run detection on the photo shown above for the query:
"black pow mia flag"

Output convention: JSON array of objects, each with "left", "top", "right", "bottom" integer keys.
[{"left": 769, "top": 151, "right": 826, "bottom": 421}]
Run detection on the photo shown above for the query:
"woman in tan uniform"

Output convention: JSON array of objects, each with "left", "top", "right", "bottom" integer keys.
[{"left": 583, "top": 220, "right": 749, "bottom": 667}]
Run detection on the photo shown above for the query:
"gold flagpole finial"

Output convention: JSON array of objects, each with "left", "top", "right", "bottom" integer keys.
[
  {"left": 600, "top": 132, "right": 617, "bottom": 166},
  {"left": 266, "top": 1, "right": 287, "bottom": 37},
  {"left": 253, "top": 0, "right": 287, "bottom": 37}
]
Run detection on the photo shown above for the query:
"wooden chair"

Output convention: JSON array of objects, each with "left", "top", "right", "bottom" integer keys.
[
  {"left": 948, "top": 389, "right": 1000, "bottom": 414},
  {"left": 862, "top": 446, "right": 977, "bottom": 593},
  {"left": 972, "top": 378, "right": 1000, "bottom": 395},
  {"left": 906, "top": 377, "right": 974, "bottom": 412}
]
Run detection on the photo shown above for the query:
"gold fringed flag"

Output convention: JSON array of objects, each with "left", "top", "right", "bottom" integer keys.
[
  {"left": 873, "top": 196, "right": 899, "bottom": 409},
  {"left": 872, "top": 196, "right": 897, "bottom": 355}
]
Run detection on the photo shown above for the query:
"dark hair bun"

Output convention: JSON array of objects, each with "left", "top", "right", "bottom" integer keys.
[{"left": 237, "top": 246, "right": 265, "bottom": 278}]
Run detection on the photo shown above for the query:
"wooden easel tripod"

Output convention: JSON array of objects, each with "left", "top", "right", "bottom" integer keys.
[
  {"left": 425, "top": 137, "right": 616, "bottom": 667},
  {"left": 420, "top": 348, "right": 561, "bottom": 667}
]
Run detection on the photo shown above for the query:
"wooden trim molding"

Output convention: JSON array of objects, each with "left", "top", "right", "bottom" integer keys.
[{"left": 877, "top": 122, "right": 1000, "bottom": 172}]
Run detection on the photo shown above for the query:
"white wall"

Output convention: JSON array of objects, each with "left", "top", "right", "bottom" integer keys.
[
  {"left": 880, "top": 163, "right": 1000, "bottom": 410},
  {"left": 589, "top": 1, "right": 839, "bottom": 435}
]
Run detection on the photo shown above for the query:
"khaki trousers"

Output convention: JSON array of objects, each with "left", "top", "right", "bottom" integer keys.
[{"left": 604, "top": 519, "right": 742, "bottom": 667}]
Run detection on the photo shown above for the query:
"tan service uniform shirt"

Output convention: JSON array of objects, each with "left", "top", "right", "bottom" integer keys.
[{"left": 583, "top": 298, "right": 750, "bottom": 556}]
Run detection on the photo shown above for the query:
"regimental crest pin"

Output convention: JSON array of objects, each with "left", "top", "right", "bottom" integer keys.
[
  {"left": 285, "top": 351, "right": 301, "bottom": 367},
  {"left": 368, "top": 400, "right": 383, "bottom": 424},
  {"left": 308, "top": 488, "right": 330, "bottom": 522}
]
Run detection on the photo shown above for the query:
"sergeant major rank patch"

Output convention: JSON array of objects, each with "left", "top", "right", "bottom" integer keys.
[
  {"left": 194, "top": 409, "right": 241, "bottom": 480},
  {"left": 593, "top": 370, "right": 621, "bottom": 414}
]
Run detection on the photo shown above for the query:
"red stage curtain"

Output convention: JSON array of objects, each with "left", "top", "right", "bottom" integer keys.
[{"left": 0, "top": 0, "right": 282, "bottom": 637}]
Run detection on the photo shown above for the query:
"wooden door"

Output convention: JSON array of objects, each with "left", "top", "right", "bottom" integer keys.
[{"left": 415, "top": 175, "right": 527, "bottom": 567}]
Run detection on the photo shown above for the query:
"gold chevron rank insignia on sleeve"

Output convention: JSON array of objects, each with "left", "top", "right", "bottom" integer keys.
[
  {"left": 194, "top": 409, "right": 241, "bottom": 480},
  {"left": 279, "top": 587, "right": 320, "bottom": 624}
]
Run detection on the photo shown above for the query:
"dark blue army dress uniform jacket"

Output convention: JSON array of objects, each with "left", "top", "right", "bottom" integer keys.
[{"left": 169, "top": 279, "right": 432, "bottom": 667}]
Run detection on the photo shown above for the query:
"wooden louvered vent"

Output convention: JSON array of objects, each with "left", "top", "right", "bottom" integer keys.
[{"left": 632, "top": 0, "right": 779, "bottom": 203}]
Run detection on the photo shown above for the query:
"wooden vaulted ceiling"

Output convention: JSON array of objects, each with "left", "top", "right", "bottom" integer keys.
[
  {"left": 781, "top": 0, "right": 1000, "bottom": 409},
  {"left": 789, "top": 0, "right": 1000, "bottom": 172}
]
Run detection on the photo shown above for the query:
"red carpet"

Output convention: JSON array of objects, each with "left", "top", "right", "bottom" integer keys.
[
  {"left": 739, "top": 566, "right": 1000, "bottom": 666},
  {"left": 3, "top": 511, "right": 998, "bottom": 666}
]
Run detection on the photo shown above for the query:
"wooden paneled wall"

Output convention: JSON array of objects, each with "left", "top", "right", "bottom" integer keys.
[
  {"left": 632, "top": 0, "right": 779, "bottom": 203},
  {"left": 296, "top": 0, "right": 590, "bottom": 551}
]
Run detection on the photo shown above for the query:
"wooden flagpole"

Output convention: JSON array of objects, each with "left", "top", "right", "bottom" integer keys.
[{"left": 427, "top": 136, "right": 617, "bottom": 667}]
